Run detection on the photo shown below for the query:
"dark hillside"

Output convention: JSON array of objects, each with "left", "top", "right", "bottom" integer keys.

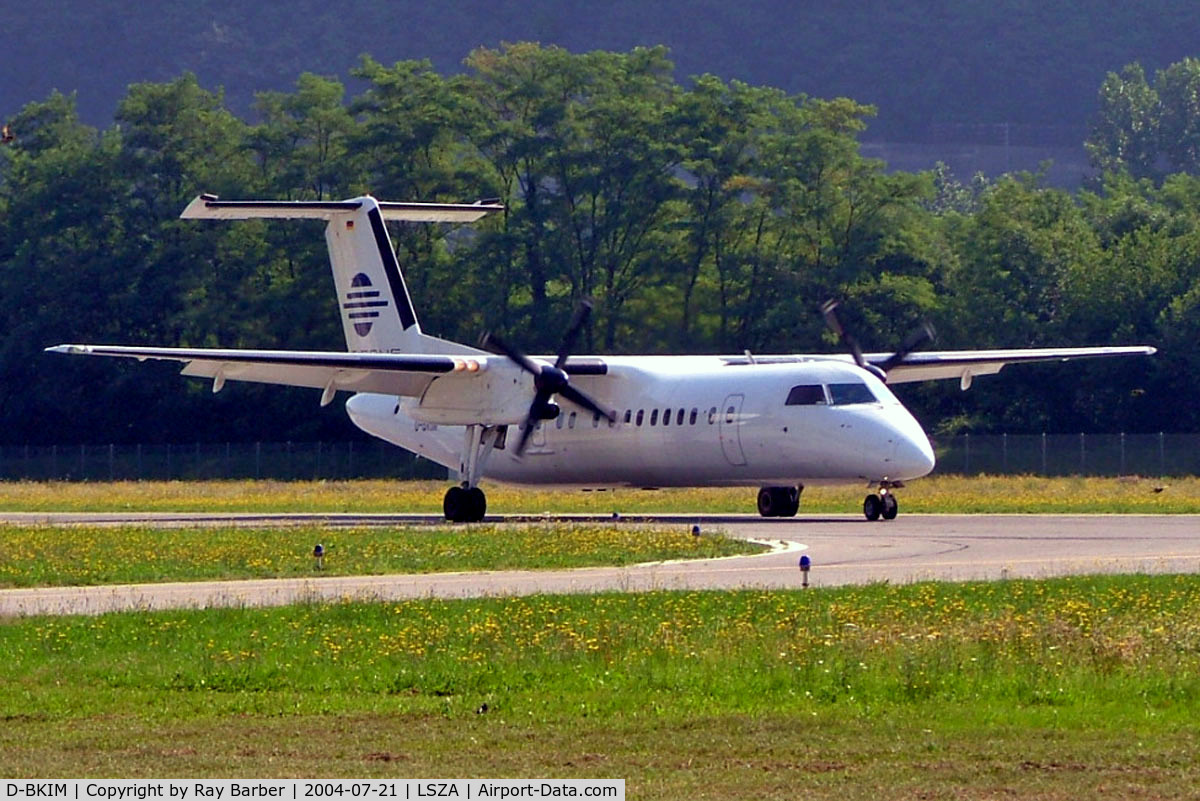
[{"left": 3, "top": 0, "right": 1198, "bottom": 145}]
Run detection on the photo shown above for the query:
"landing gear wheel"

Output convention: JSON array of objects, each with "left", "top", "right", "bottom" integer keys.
[
  {"left": 465, "top": 486, "right": 487, "bottom": 521},
  {"left": 444, "top": 486, "right": 466, "bottom": 522},
  {"left": 863, "top": 493, "right": 883, "bottom": 521},
  {"left": 782, "top": 486, "right": 800, "bottom": 517},
  {"left": 757, "top": 487, "right": 776, "bottom": 517},
  {"left": 880, "top": 492, "right": 898, "bottom": 520},
  {"left": 444, "top": 486, "right": 488, "bottom": 523},
  {"left": 757, "top": 486, "right": 801, "bottom": 518}
]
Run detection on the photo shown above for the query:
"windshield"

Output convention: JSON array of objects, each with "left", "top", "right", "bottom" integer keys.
[
  {"left": 828, "top": 382, "right": 879, "bottom": 406},
  {"left": 785, "top": 384, "right": 826, "bottom": 405}
]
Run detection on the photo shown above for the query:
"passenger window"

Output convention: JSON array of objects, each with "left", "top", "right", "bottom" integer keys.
[
  {"left": 725, "top": 406, "right": 735, "bottom": 424},
  {"left": 650, "top": 409, "right": 659, "bottom": 426},
  {"left": 676, "top": 409, "right": 685, "bottom": 425},
  {"left": 624, "top": 409, "right": 632, "bottom": 424},
  {"left": 689, "top": 408, "right": 698, "bottom": 425},
  {"left": 829, "top": 382, "right": 878, "bottom": 405},
  {"left": 708, "top": 407, "right": 717, "bottom": 424},
  {"left": 636, "top": 410, "right": 644, "bottom": 426},
  {"left": 556, "top": 413, "right": 564, "bottom": 429},
  {"left": 568, "top": 411, "right": 576, "bottom": 429},
  {"left": 663, "top": 408, "right": 670, "bottom": 426},
  {"left": 785, "top": 384, "right": 826, "bottom": 405}
]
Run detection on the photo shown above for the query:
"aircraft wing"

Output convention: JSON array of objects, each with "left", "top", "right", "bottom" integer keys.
[
  {"left": 861, "top": 346, "right": 1157, "bottom": 387},
  {"left": 45, "top": 344, "right": 477, "bottom": 401}
]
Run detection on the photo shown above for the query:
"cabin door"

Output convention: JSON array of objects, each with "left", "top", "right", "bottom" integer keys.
[{"left": 718, "top": 393, "right": 747, "bottom": 467}]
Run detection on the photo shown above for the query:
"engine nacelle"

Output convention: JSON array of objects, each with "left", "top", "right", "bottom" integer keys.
[{"left": 409, "top": 361, "right": 534, "bottom": 426}]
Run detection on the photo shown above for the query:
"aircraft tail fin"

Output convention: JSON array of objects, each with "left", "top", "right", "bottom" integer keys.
[{"left": 181, "top": 194, "right": 502, "bottom": 355}]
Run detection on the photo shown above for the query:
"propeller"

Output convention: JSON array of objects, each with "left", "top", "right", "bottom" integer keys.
[
  {"left": 820, "top": 299, "right": 935, "bottom": 379},
  {"left": 481, "top": 301, "right": 616, "bottom": 456},
  {"left": 877, "top": 319, "right": 936, "bottom": 372},
  {"left": 820, "top": 299, "right": 867, "bottom": 370}
]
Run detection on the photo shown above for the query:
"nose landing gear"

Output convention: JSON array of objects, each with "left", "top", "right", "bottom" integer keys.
[{"left": 863, "top": 481, "right": 902, "bottom": 521}]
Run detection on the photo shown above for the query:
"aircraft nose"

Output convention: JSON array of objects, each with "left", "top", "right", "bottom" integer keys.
[{"left": 893, "top": 428, "right": 936, "bottom": 479}]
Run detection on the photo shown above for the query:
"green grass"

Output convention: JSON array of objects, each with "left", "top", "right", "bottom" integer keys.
[
  {"left": 2, "top": 577, "right": 1199, "bottom": 797},
  {"left": 0, "top": 474, "right": 1199, "bottom": 513},
  {"left": 2, "top": 477, "right": 1197, "bottom": 795},
  {"left": 0, "top": 523, "right": 760, "bottom": 588}
]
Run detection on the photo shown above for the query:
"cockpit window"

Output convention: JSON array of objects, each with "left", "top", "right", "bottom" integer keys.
[
  {"left": 785, "top": 384, "right": 826, "bottom": 405},
  {"left": 829, "top": 382, "right": 879, "bottom": 405}
]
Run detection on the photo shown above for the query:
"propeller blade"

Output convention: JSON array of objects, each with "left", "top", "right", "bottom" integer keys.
[
  {"left": 555, "top": 300, "right": 593, "bottom": 370},
  {"left": 878, "top": 321, "right": 937, "bottom": 372},
  {"left": 481, "top": 300, "right": 607, "bottom": 458},
  {"left": 513, "top": 420, "right": 538, "bottom": 457},
  {"left": 558, "top": 383, "right": 617, "bottom": 422},
  {"left": 819, "top": 299, "right": 845, "bottom": 337},
  {"left": 820, "top": 299, "right": 866, "bottom": 369},
  {"left": 513, "top": 386, "right": 560, "bottom": 458},
  {"left": 480, "top": 331, "right": 542, "bottom": 376}
]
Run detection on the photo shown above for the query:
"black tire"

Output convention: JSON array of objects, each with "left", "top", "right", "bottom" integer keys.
[
  {"left": 443, "top": 486, "right": 467, "bottom": 522},
  {"left": 466, "top": 486, "right": 487, "bottom": 522},
  {"left": 445, "top": 486, "right": 487, "bottom": 522},
  {"left": 783, "top": 486, "right": 801, "bottom": 517},
  {"left": 881, "top": 493, "right": 899, "bottom": 520},
  {"left": 757, "top": 487, "right": 777, "bottom": 517},
  {"left": 758, "top": 486, "right": 799, "bottom": 517},
  {"left": 863, "top": 493, "right": 883, "bottom": 521}
]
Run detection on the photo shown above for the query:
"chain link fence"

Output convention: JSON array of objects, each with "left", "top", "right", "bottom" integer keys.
[
  {"left": 933, "top": 433, "right": 1200, "bottom": 477},
  {"left": 0, "top": 433, "right": 1196, "bottom": 481}
]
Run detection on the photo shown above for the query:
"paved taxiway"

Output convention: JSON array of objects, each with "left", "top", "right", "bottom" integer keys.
[{"left": 1, "top": 514, "right": 1198, "bottom": 616}]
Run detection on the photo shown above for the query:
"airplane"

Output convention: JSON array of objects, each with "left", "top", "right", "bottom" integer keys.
[{"left": 48, "top": 193, "right": 1156, "bottom": 522}]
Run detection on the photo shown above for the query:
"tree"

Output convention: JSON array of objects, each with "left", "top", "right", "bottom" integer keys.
[
  {"left": 1155, "top": 58, "right": 1200, "bottom": 175},
  {"left": 115, "top": 73, "right": 251, "bottom": 211},
  {"left": 461, "top": 44, "right": 683, "bottom": 350},
  {"left": 1086, "top": 63, "right": 1161, "bottom": 179},
  {"left": 661, "top": 76, "right": 766, "bottom": 348},
  {"left": 249, "top": 73, "right": 356, "bottom": 200}
]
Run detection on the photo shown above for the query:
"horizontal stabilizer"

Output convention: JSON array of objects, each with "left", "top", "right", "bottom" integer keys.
[{"left": 181, "top": 194, "right": 504, "bottom": 222}]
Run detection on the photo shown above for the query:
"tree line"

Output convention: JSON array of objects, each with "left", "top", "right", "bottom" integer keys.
[{"left": 0, "top": 44, "right": 1195, "bottom": 445}]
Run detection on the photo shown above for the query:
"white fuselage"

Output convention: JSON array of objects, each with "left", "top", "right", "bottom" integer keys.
[{"left": 345, "top": 356, "right": 936, "bottom": 488}]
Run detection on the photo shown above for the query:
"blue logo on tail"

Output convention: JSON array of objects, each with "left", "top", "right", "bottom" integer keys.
[{"left": 343, "top": 273, "right": 389, "bottom": 336}]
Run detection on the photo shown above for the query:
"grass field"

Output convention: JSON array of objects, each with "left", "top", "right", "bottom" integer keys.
[
  {"left": 0, "top": 474, "right": 1198, "bottom": 513},
  {"left": 0, "top": 522, "right": 760, "bottom": 588},
  {"left": 2, "top": 576, "right": 1199, "bottom": 797},
  {"left": 2, "top": 476, "right": 1197, "bottom": 796}
]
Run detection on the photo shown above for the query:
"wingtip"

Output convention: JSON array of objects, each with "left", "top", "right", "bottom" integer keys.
[{"left": 180, "top": 193, "right": 218, "bottom": 219}]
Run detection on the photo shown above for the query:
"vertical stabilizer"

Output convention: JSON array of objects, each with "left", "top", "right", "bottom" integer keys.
[{"left": 324, "top": 197, "right": 424, "bottom": 352}]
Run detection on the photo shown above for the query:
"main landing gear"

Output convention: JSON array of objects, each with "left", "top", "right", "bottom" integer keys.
[
  {"left": 862, "top": 481, "right": 902, "bottom": 521},
  {"left": 757, "top": 485, "right": 802, "bottom": 517},
  {"left": 443, "top": 424, "right": 502, "bottom": 523}
]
